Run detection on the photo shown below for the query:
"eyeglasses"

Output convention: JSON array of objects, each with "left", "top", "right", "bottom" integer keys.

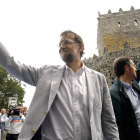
[{"left": 58, "top": 40, "right": 76, "bottom": 48}]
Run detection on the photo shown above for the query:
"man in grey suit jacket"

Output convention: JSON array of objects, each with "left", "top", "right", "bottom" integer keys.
[{"left": 0, "top": 30, "right": 119, "bottom": 140}]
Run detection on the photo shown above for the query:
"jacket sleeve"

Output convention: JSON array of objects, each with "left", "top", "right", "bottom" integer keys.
[
  {"left": 0, "top": 42, "right": 45, "bottom": 86},
  {"left": 101, "top": 75, "right": 120, "bottom": 140},
  {"left": 110, "top": 93, "right": 125, "bottom": 140}
]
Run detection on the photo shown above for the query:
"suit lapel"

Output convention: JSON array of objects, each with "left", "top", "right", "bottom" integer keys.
[
  {"left": 85, "top": 67, "right": 96, "bottom": 118},
  {"left": 48, "top": 65, "right": 65, "bottom": 111},
  {"left": 48, "top": 65, "right": 97, "bottom": 116}
]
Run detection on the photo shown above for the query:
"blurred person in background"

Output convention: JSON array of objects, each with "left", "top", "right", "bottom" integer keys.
[
  {"left": 6, "top": 109, "right": 9, "bottom": 117},
  {"left": 23, "top": 107, "right": 28, "bottom": 117},
  {"left": 5, "top": 108, "right": 25, "bottom": 140},
  {"left": 0, "top": 108, "right": 10, "bottom": 140}
]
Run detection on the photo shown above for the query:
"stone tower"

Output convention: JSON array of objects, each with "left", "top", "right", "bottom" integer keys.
[
  {"left": 83, "top": 7, "right": 140, "bottom": 87},
  {"left": 97, "top": 6, "right": 140, "bottom": 56}
]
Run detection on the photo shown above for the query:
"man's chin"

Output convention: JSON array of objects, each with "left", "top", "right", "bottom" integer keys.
[
  {"left": 60, "top": 54, "right": 73, "bottom": 64},
  {"left": 133, "top": 75, "right": 137, "bottom": 80},
  {"left": 60, "top": 55, "right": 67, "bottom": 63}
]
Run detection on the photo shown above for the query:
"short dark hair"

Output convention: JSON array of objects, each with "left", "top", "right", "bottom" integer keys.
[
  {"left": 113, "top": 57, "right": 131, "bottom": 77},
  {"left": 60, "top": 30, "right": 84, "bottom": 57}
]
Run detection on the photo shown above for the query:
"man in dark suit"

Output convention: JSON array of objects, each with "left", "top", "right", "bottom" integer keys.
[{"left": 110, "top": 57, "right": 140, "bottom": 140}]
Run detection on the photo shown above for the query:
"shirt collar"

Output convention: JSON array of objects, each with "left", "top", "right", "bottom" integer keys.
[
  {"left": 120, "top": 80, "right": 132, "bottom": 89},
  {"left": 65, "top": 63, "right": 85, "bottom": 76},
  {"left": 120, "top": 80, "right": 138, "bottom": 97}
]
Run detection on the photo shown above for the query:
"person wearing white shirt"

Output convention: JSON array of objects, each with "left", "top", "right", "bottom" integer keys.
[
  {"left": 0, "top": 108, "right": 9, "bottom": 140},
  {"left": 5, "top": 109, "right": 25, "bottom": 140},
  {"left": 0, "top": 30, "right": 119, "bottom": 140}
]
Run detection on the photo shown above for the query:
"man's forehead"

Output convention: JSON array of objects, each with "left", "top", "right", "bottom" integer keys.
[{"left": 60, "top": 33, "right": 75, "bottom": 41}]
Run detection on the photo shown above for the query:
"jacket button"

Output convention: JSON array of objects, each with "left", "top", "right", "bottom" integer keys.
[
  {"left": 32, "top": 129, "right": 36, "bottom": 133},
  {"left": 44, "top": 111, "right": 47, "bottom": 115}
]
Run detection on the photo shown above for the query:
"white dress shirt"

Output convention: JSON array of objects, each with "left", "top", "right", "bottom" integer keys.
[
  {"left": 0, "top": 114, "right": 9, "bottom": 132},
  {"left": 42, "top": 64, "right": 92, "bottom": 140}
]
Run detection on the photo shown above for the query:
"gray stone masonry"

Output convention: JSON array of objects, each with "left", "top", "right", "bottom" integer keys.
[
  {"left": 83, "top": 7, "right": 140, "bottom": 87},
  {"left": 97, "top": 7, "right": 140, "bottom": 56},
  {"left": 83, "top": 43, "right": 140, "bottom": 87}
]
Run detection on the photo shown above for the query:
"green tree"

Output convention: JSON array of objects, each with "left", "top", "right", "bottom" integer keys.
[{"left": 0, "top": 66, "right": 26, "bottom": 109}]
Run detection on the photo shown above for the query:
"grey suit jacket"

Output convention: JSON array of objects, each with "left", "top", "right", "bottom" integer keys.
[{"left": 0, "top": 42, "right": 119, "bottom": 140}]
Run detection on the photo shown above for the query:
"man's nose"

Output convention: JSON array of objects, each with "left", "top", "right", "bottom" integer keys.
[
  {"left": 59, "top": 45, "right": 64, "bottom": 53},
  {"left": 59, "top": 44, "right": 67, "bottom": 51}
]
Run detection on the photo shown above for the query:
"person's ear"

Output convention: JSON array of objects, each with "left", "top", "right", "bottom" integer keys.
[
  {"left": 125, "top": 65, "right": 129, "bottom": 71},
  {"left": 78, "top": 43, "right": 84, "bottom": 53}
]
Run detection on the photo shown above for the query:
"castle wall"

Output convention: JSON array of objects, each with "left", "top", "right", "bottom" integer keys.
[
  {"left": 83, "top": 43, "right": 140, "bottom": 87},
  {"left": 84, "top": 7, "right": 140, "bottom": 87}
]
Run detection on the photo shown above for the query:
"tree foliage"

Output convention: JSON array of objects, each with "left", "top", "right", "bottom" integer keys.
[{"left": 0, "top": 66, "right": 26, "bottom": 109}]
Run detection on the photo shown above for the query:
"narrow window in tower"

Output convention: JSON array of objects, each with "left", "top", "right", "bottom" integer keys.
[
  {"left": 135, "top": 20, "right": 138, "bottom": 26},
  {"left": 118, "top": 22, "right": 121, "bottom": 27}
]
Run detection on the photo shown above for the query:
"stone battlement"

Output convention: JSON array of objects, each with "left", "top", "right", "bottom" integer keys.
[
  {"left": 97, "top": 6, "right": 140, "bottom": 56},
  {"left": 83, "top": 42, "right": 140, "bottom": 87}
]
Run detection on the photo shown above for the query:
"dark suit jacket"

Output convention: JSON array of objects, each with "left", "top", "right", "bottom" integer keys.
[{"left": 110, "top": 78, "right": 140, "bottom": 140}]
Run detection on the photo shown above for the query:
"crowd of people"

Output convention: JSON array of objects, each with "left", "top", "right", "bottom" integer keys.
[{"left": 0, "top": 106, "right": 28, "bottom": 140}]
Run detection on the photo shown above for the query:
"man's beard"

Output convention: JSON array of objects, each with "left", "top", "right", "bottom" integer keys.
[{"left": 61, "top": 52, "right": 76, "bottom": 64}]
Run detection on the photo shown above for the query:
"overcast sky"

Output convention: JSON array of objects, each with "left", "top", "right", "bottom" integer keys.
[{"left": 0, "top": 0, "right": 139, "bottom": 108}]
